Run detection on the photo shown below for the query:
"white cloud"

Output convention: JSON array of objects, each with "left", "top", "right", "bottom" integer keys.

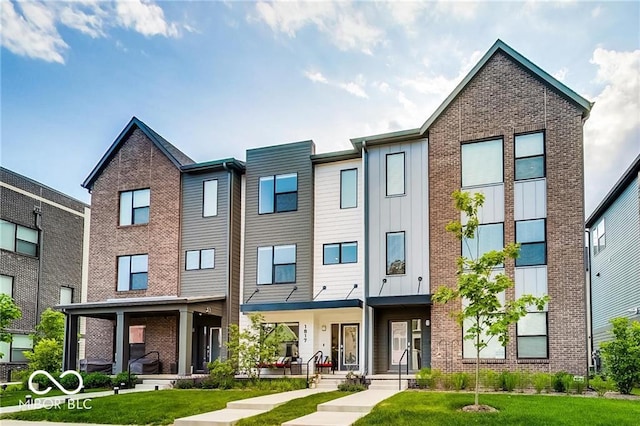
[
  {"left": 304, "top": 70, "right": 328, "bottom": 84},
  {"left": 304, "top": 69, "right": 368, "bottom": 98},
  {"left": 397, "top": 91, "right": 416, "bottom": 111},
  {"left": 339, "top": 81, "right": 368, "bottom": 98},
  {"left": 0, "top": 0, "right": 182, "bottom": 64},
  {"left": 553, "top": 67, "right": 568, "bottom": 81},
  {"left": 251, "top": 1, "right": 383, "bottom": 54},
  {"left": 591, "top": 6, "right": 602, "bottom": 18}
]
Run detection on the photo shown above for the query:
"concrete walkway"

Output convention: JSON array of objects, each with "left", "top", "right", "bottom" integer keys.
[
  {"left": 283, "top": 389, "right": 401, "bottom": 426},
  {"left": 174, "top": 388, "right": 333, "bottom": 426}
]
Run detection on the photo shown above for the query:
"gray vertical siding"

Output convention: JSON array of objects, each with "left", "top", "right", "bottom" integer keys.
[
  {"left": 590, "top": 175, "right": 640, "bottom": 348},
  {"left": 243, "top": 141, "right": 314, "bottom": 304},
  {"left": 368, "top": 140, "right": 429, "bottom": 297},
  {"left": 373, "top": 307, "right": 430, "bottom": 373},
  {"left": 180, "top": 170, "right": 229, "bottom": 297}
]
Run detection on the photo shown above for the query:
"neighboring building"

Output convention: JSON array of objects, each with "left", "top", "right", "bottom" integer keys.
[
  {"left": 0, "top": 167, "right": 89, "bottom": 380},
  {"left": 586, "top": 154, "right": 640, "bottom": 354},
  {"left": 60, "top": 118, "right": 243, "bottom": 375}
]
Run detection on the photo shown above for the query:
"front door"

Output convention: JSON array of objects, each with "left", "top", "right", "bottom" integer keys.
[
  {"left": 209, "top": 327, "right": 221, "bottom": 362},
  {"left": 389, "top": 319, "right": 423, "bottom": 372},
  {"left": 330, "top": 323, "right": 360, "bottom": 371}
]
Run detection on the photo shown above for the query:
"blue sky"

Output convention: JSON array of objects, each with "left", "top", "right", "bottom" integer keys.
[{"left": 1, "top": 1, "right": 639, "bottom": 216}]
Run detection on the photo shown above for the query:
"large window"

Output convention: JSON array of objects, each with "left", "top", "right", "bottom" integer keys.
[
  {"left": 0, "top": 220, "right": 38, "bottom": 256},
  {"left": 257, "top": 245, "right": 296, "bottom": 284},
  {"left": 515, "top": 132, "right": 545, "bottom": 180},
  {"left": 340, "top": 169, "right": 357, "bottom": 209},
  {"left": 60, "top": 286, "right": 73, "bottom": 304},
  {"left": 386, "top": 153, "right": 405, "bottom": 196},
  {"left": 461, "top": 139, "right": 503, "bottom": 187},
  {"left": 263, "top": 322, "right": 299, "bottom": 358},
  {"left": 10, "top": 334, "right": 33, "bottom": 362},
  {"left": 323, "top": 242, "right": 357, "bottom": 265},
  {"left": 203, "top": 180, "right": 218, "bottom": 217},
  {"left": 119, "top": 189, "right": 150, "bottom": 226},
  {"left": 386, "top": 232, "right": 405, "bottom": 275},
  {"left": 186, "top": 249, "right": 215, "bottom": 270},
  {"left": 515, "top": 219, "right": 546, "bottom": 266},
  {"left": 517, "top": 312, "right": 548, "bottom": 358},
  {"left": 462, "top": 223, "right": 504, "bottom": 261},
  {"left": 1, "top": 275, "right": 13, "bottom": 296},
  {"left": 259, "top": 174, "right": 298, "bottom": 214},
  {"left": 592, "top": 218, "right": 606, "bottom": 256},
  {"left": 117, "top": 254, "right": 148, "bottom": 291}
]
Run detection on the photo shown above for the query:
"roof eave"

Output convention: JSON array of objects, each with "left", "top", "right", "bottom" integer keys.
[
  {"left": 181, "top": 158, "right": 246, "bottom": 173},
  {"left": 350, "top": 128, "right": 422, "bottom": 150}
]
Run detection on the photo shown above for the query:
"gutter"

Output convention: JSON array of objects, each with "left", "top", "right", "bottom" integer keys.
[
  {"left": 222, "top": 162, "right": 233, "bottom": 357},
  {"left": 362, "top": 140, "right": 370, "bottom": 376}
]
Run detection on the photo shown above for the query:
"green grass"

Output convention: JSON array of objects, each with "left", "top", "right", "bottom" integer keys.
[
  {"left": 236, "top": 391, "right": 352, "bottom": 426},
  {"left": 631, "top": 388, "right": 640, "bottom": 396},
  {"left": 2, "top": 389, "right": 274, "bottom": 425},
  {"left": 355, "top": 391, "right": 640, "bottom": 426},
  {"left": 0, "top": 388, "right": 108, "bottom": 407}
]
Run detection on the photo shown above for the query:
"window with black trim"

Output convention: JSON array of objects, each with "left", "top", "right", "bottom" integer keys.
[
  {"left": 259, "top": 174, "right": 298, "bottom": 214},
  {"left": 592, "top": 218, "right": 606, "bottom": 256},
  {"left": 1, "top": 275, "right": 13, "bottom": 296},
  {"left": 340, "top": 169, "right": 357, "bottom": 208},
  {"left": 60, "top": 286, "right": 73, "bottom": 304},
  {"left": 517, "top": 312, "right": 548, "bottom": 358},
  {"left": 186, "top": 249, "right": 215, "bottom": 270},
  {"left": 386, "top": 153, "right": 405, "bottom": 196},
  {"left": 386, "top": 231, "right": 405, "bottom": 275},
  {"left": 203, "top": 180, "right": 218, "bottom": 217},
  {"left": 323, "top": 242, "right": 357, "bottom": 265},
  {"left": 119, "top": 189, "right": 150, "bottom": 225},
  {"left": 10, "top": 334, "right": 32, "bottom": 362},
  {"left": 257, "top": 245, "right": 296, "bottom": 284},
  {"left": 462, "top": 223, "right": 504, "bottom": 262},
  {"left": 461, "top": 139, "right": 503, "bottom": 187},
  {"left": 0, "top": 220, "right": 38, "bottom": 256},
  {"left": 515, "top": 132, "right": 545, "bottom": 180},
  {"left": 117, "top": 254, "right": 148, "bottom": 291},
  {"left": 515, "top": 219, "right": 546, "bottom": 266}
]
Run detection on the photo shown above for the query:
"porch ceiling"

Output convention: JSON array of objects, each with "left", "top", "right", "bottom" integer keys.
[
  {"left": 367, "top": 294, "right": 431, "bottom": 308},
  {"left": 57, "top": 295, "right": 226, "bottom": 317},
  {"left": 241, "top": 298, "right": 363, "bottom": 313}
]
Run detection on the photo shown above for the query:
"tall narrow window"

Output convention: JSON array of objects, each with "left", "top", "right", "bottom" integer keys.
[
  {"left": 386, "top": 232, "right": 405, "bottom": 275},
  {"left": 340, "top": 169, "right": 357, "bottom": 208},
  {"left": 120, "top": 189, "right": 150, "bottom": 225},
  {"left": 515, "top": 219, "right": 546, "bottom": 266},
  {"left": 592, "top": 218, "right": 606, "bottom": 256},
  {"left": 117, "top": 254, "right": 149, "bottom": 291},
  {"left": 203, "top": 180, "right": 218, "bottom": 217},
  {"left": 386, "top": 153, "right": 405, "bottom": 196},
  {"left": 60, "top": 287, "right": 73, "bottom": 304},
  {"left": 259, "top": 174, "right": 298, "bottom": 213},
  {"left": 515, "top": 132, "right": 545, "bottom": 180},
  {"left": 0, "top": 275, "right": 13, "bottom": 296},
  {"left": 257, "top": 245, "right": 296, "bottom": 284},
  {"left": 0, "top": 220, "right": 16, "bottom": 251},
  {"left": 461, "top": 139, "right": 503, "bottom": 187}
]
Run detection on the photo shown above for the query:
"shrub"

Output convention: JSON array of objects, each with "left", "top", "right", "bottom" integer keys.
[
  {"left": 112, "top": 372, "right": 137, "bottom": 388},
  {"left": 415, "top": 368, "right": 440, "bottom": 389},
  {"left": 562, "top": 374, "right": 574, "bottom": 395},
  {"left": 439, "top": 373, "right": 454, "bottom": 390},
  {"left": 590, "top": 375, "right": 615, "bottom": 397},
  {"left": 553, "top": 371, "right": 570, "bottom": 393},
  {"left": 515, "top": 370, "right": 531, "bottom": 393},
  {"left": 206, "top": 359, "right": 236, "bottom": 389},
  {"left": 480, "top": 369, "right": 501, "bottom": 391},
  {"left": 174, "top": 379, "right": 195, "bottom": 389},
  {"left": 451, "top": 372, "right": 470, "bottom": 391},
  {"left": 499, "top": 371, "right": 517, "bottom": 392},
  {"left": 337, "top": 382, "right": 366, "bottom": 392},
  {"left": 24, "top": 338, "right": 62, "bottom": 374},
  {"left": 59, "top": 371, "right": 81, "bottom": 390},
  {"left": 600, "top": 317, "right": 640, "bottom": 395},
  {"left": 83, "top": 372, "right": 111, "bottom": 389},
  {"left": 532, "top": 373, "right": 551, "bottom": 394},
  {"left": 573, "top": 377, "right": 586, "bottom": 395}
]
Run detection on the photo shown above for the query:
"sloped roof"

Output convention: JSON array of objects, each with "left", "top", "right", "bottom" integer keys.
[
  {"left": 82, "top": 117, "right": 195, "bottom": 190},
  {"left": 352, "top": 39, "right": 593, "bottom": 148}
]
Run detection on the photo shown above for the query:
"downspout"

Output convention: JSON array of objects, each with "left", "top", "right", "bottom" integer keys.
[
  {"left": 222, "top": 162, "right": 233, "bottom": 359},
  {"left": 362, "top": 141, "right": 370, "bottom": 376},
  {"left": 585, "top": 228, "right": 593, "bottom": 373},
  {"left": 34, "top": 204, "right": 43, "bottom": 323}
]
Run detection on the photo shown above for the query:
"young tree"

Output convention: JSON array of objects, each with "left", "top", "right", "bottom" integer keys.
[
  {"left": 600, "top": 317, "right": 640, "bottom": 394},
  {"left": 24, "top": 309, "right": 66, "bottom": 377},
  {"left": 31, "top": 308, "right": 65, "bottom": 345},
  {"left": 225, "top": 313, "right": 285, "bottom": 380},
  {"left": 433, "top": 190, "right": 548, "bottom": 408},
  {"left": 0, "top": 294, "right": 22, "bottom": 358}
]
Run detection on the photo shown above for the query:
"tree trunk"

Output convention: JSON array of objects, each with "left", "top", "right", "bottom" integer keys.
[{"left": 475, "top": 317, "right": 480, "bottom": 406}]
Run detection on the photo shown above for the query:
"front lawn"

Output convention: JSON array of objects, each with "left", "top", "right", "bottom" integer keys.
[
  {"left": 355, "top": 391, "right": 640, "bottom": 426},
  {"left": 2, "top": 389, "right": 274, "bottom": 425},
  {"left": 0, "top": 388, "right": 108, "bottom": 408},
  {"left": 236, "top": 390, "right": 352, "bottom": 426}
]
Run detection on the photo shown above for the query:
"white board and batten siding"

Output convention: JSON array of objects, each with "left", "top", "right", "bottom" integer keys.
[
  {"left": 313, "top": 159, "right": 364, "bottom": 301},
  {"left": 368, "top": 140, "right": 429, "bottom": 297}
]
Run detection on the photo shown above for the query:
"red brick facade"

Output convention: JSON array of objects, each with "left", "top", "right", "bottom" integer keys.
[{"left": 429, "top": 51, "right": 587, "bottom": 374}]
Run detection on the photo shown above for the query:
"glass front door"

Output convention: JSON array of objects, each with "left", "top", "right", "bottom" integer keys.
[
  {"left": 330, "top": 323, "right": 360, "bottom": 371},
  {"left": 390, "top": 321, "right": 408, "bottom": 367},
  {"left": 389, "top": 319, "right": 423, "bottom": 371}
]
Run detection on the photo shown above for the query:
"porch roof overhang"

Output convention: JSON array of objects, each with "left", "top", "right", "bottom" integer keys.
[
  {"left": 241, "top": 298, "right": 362, "bottom": 313},
  {"left": 366, "top": 294, "right": 431, "bottom": 308},
  {"left": 57, "top": 295, "right": 226, "bottom": 318}
]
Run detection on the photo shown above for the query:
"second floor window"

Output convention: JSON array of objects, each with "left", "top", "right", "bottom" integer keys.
[
  {"left": 0, "top": 220, "right": 38, "bottom": 256},
  {"left": 463, "top": 223, "right": 504, "bottom": 262},
  {"left": 117, "top": 254, "right": 148, "bottom": 291},
  {"left": 259, "top": 174, "right": 298, "bottom": 214},
  {"left": 120, "top": 189, "right": 150, "bottom": 226},
  {"left": 340, "top": 169, "right": 357, "bottom": 208},
  {"left": 386, "top": 153, "right": 405, "bottom": 196},
  {"left": 257, "top": 244, "right": 296, "bottom": 284},
  {"left": 515, "top": 219, "right": 546, "bottom": 266},
  {"left": 323, "top": 242, "right": 357, "bottom": 264},
  {"left": 186, "top": 249, "right": 215, "bottom": 270},
  {"left": 0, "top": 275, "right": 13, "bottom": 296},
  {"left": 203, "top": 180, "right": 218, "bottom": 217},
  {"left": 60, "top": 286, "right": 73, "bottom": 304},
  {"left": 386, "top": 231, "right": 405, "bottom": 275}
]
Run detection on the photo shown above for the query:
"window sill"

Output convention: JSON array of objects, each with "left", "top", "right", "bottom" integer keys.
[
  {"left": 385, "top": 193, "right": 406, "bottom": 198},
  {"left": 117, "top": 223, "right": 148, "bottom": 229},
  {"left": 516, "top": 359, "right": 549, "bottom": 364},
  {"left": 462, "top": 358, "right": 506, "bottom": 364},
  {"left": 0, "top": 248, "right": 39, "bottom": 259}
]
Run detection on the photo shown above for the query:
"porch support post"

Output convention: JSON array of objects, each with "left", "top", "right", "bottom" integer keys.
[
  {"left": 62, "top": 314, "right": 79, "bottom": 371},
  {"left": 178, "top": 308, "right": 193, "bottom": 376},
  {"left": 114, "top": 311, "right": 129, "bottom": 374}
]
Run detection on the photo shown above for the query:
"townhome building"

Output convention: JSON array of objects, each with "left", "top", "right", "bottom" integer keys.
[
  {"left": 586, "top": 154, "right": 639, "bottom": 358},
  {"left": 1, "top": 167, "right": 89, "bottom": 380}
]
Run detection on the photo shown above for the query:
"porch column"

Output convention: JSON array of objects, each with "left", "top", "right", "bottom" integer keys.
[
  {"left": 62, "top": 314, "right": 79, "bottom": 371},
  {"left": 114, "top": 312, "right": 130, "bottom": 374},
  {"left": 178, "top": 308, "right": 193, "bottom": 376}
]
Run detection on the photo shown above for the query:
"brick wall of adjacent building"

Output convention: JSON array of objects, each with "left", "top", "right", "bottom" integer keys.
[
  {"left": 130, "top": 316, "right": 177, "bottom": 374},
  {"left": 428, "top": 51, "right": 587, "bottom": 375},
  {"left": 1, "top": 168, "right": 87, "bottom": 380},
  {"left": 84, "top": 129, "right": 182, "bottom": 362}
]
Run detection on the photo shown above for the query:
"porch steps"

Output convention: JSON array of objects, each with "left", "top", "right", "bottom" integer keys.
[
  {"left": 135, "top": 379, "right": 174, "bottom": 390},
  {"left": 282, "top": 389, "right": 401, "bottom": 426},
  {"left": 368, "top": 378, "right": 408, "bottom": 391},
  {"left": 173, "top": 388, "right": 331, "bottom": 426},
  {"left": 316, "top": 373, "right": 345, "bottom": 389}
]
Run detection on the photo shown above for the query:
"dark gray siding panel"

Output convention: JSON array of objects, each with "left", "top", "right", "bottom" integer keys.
[
  {"left": 180, "top": 170, "right": 229, "bottom": 297},
  {"left": 243, "top": 141, "right": 314, "bottom": 304}
]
